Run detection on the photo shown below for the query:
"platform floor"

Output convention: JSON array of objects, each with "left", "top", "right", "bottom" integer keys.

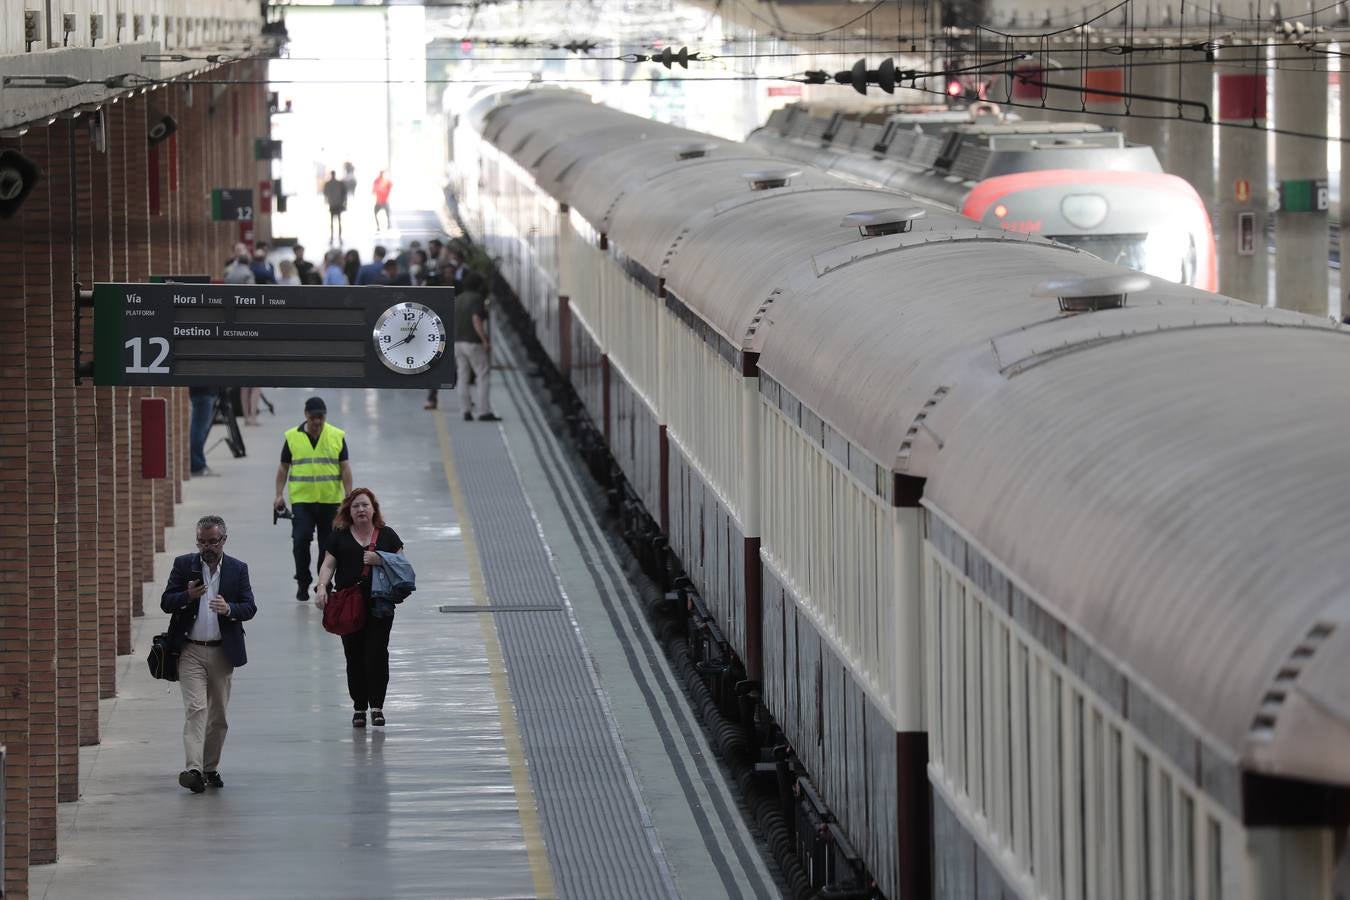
[{"left": 30, "top": 373, "right": 777, "bottom": 898}]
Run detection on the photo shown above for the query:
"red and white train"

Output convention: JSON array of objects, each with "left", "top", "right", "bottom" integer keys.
[{"left": 749, "top": 103, "right": 1218, "bottom": 292}]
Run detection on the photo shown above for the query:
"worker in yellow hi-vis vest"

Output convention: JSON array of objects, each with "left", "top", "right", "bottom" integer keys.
[{"left": 273, "top": 396, "right": 353, "bottom": 601}]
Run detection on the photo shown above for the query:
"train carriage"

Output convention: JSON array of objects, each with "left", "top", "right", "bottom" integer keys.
[{"left": 453, "top": 87, "right": 1350, "bottom": 900}]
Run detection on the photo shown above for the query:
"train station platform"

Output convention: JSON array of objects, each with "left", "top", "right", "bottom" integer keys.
[{"left": 29, "top": 357, "right": 777, "bottom": 898}]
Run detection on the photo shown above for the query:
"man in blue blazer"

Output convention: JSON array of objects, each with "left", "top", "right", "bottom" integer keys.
[{"left": 160, "top": 514, "right": 257, "bottom": 793}]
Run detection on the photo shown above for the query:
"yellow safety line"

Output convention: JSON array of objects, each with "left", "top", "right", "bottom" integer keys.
[{"left": 434, "top": 408, "right": 557, "bottom": 900}]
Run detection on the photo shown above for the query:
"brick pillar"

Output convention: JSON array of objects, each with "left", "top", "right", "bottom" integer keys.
[
  {"left": 90, "top": 107, "right": 121, "bottom": 689},
  {"left": 253, "top": 61, "right": 272, "bottom": 246},
  {"left": 183, "top": 80, "right": 206, "bottom": 277},
  {"left": 47, "top": 118, "right": 81, "bottom": 805},
  {"left": 125, "top": 98, "right": 153, "bottom": 609},
  {"left": 148, "top": 97, "right": 173, "bottom": 550},
  {"left": 0, "top": 133, "right": 32, "bottom": 900},
  {"left": 73, "top": 113, "right": 101, "bottom": 742},
  {"left": 168, "top": 83, "right": 187, "bottom": 504},
  {"left": 106, "top": 101, "right": 135, "bottom": 652},
  {"left": 22, "top": 124, "right": 60, "bottom": 867}
]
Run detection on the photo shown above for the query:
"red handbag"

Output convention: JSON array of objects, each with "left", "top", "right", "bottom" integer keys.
[{"left": 322, "top": 528, "right": 379, "bottom": 636}]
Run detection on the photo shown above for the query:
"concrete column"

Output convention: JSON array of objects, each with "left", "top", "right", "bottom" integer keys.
[
  {"left": 1012, "top": 47, "right": 1084, "bottom": 124},
  {"left": 1273, "top": 54, "right": 1329, "bottom": 316},
  {"left": 1341, "top": 45, "right": 1350, "bottom": 322},
  {"left": 1164, "top": 55, "right": 1215, "bottom": 226},
  {"left": 1077, "top": 45, "right": 1128, "bottom": 138},
  {"left": 1216, "top": 46, "right": 1270, "bottom": 305},
  {"left": 1122, "top": 46, "right": 1169, "bottom": 163}
]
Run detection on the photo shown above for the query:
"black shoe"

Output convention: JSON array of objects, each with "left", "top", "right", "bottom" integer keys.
[
  {"left": 476, "top": 413, "right": 501, "bottom": 422},
  {"left": 370, "top": 709, "right": 386, "bottom": 727},
  {"left": 463, "top": 411, "right": 473, "bottom": 421},
  {"left": 296, "top": 584, "right": 310, "bottom": 602},
  {"left": 204, "top": 771, "right": 224, "bottom": 789},
  {"left": 178, "top": 769, "right": 206, "bottom": 793},
  {"left": 353, "top": 711, "right": 366, "bottom": 728}
]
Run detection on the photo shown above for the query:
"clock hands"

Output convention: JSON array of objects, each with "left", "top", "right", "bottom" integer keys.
[{"left": 393, "top": 309, "right": 428, "bottom": 348}]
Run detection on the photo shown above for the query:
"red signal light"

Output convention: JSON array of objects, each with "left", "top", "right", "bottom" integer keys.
[
  {"left": 946, "top": 80, "right": 962, "bottom": 97},
  {"left": 460, "top": 39, "right": 473, "bottom": 52}
]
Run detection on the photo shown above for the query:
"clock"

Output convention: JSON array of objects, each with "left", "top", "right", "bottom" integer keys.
[{"left": 372, "top": 301, "right": 447, "bottom": 374}]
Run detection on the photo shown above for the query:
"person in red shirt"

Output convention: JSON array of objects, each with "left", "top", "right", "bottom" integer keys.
[{"left": 372, "top": 170, "right": 393, "bottom": 231}]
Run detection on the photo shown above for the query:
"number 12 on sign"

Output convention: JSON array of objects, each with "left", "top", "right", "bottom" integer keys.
[{"left": 125, "top": 336, "right": 171, "bottom": 373}]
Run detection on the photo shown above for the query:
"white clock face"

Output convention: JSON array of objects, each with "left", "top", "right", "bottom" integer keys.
[{"left": 372, "top": 302, "right": 447, "bottom": 374}]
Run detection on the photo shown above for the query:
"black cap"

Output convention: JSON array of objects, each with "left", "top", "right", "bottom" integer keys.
[{"left": 304, "top": 396, "right": 327, "bottom": 414}]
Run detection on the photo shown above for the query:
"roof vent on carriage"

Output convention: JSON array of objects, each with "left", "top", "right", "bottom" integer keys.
[
  {"left": 840, "top": 207, "right": 926, "bottom": 237},
  {"left": 744, "top": 168, "right": 801, "bottom": 190},
  {"left": 676, "top": 142, "right": 720, "bottom": 160},
  {"left": 1034, "top": 273, "right": 1150, "bottom": 313}
]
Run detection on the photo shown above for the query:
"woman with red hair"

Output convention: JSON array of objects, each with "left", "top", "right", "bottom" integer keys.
[{"left": 315, "top": 488, "right": 405, "bottom": 727}]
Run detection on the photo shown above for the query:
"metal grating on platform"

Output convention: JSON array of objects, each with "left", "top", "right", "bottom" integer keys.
[{"left": 448, "top": 422, "right": 678, "bottom": 900}]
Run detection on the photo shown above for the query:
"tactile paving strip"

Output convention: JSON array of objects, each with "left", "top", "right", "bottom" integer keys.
[{"left": 449, "top": 422, "right": 677, "bottom": 900}]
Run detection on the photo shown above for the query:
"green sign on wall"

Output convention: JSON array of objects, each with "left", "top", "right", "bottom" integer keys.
[
  {"left": 1278, "top": 179, "right": 1329, "bottom": 212},
  {"left": 210, "top": 188, "right": 254, "bottom": 222}
]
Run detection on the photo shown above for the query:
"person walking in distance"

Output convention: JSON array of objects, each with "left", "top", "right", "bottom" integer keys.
[
  {"left": 323, "top": 171, "right": 348, "bottom": 245},
  {"left": 454, "top": 286, "right": 499, "bottom": 422},
  {"left": 315, "top": 489, "right": 405, "bottom": 728},
  {"left": 160, "top": 515, "right": 256, "bottom": 793},
  {"left": 188, "top": 386, "right": 217, "bottom": 476},
  {"left": 292, "top": 244, "right": 319, "bottom": 285},
  {"left": 274, "top": 397, "right": 353, "bottom": 601},
  {"left": 355, "top": 245, "right": 387, "bottom": 285},
  {"left": 372, "top": 170, "right": 393, "bottom": 231},
  {"left": 426, "top": 246, "right": 488, "bottom": 411}
]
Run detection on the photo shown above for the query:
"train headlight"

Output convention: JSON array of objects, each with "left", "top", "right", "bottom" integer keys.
[
  {"left": 1061, "top": 194, "right": 1108, "bottom": 230},
  {"left": 1142, "top": 227, "right": 1190, "bottom": 283}
]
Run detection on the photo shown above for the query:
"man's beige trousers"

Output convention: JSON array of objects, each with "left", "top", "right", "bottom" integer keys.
[{"left": 178, "top": 643, "right": 233, "bottom": 773}]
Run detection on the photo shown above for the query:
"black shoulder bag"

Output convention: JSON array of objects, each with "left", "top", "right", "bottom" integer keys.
[{"left": 147, "top": 632, "right": 179, "bottom": 681}]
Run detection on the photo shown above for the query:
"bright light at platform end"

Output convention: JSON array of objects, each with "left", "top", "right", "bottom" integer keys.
[{"left": 947, "top": 80, "right": 962, "bottom": 97}]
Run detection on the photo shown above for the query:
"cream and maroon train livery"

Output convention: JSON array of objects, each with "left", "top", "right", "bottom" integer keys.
[{"left": 452, "top": 87, "right": 1350, "bottom": 900}]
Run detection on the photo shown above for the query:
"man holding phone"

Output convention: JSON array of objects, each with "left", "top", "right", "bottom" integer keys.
[{"left": 159, "top": 515, "right": 256, "bottom": 793}]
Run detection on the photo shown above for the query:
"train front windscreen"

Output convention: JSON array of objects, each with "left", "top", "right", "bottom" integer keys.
[
  {"left": 1049, "top": 230, "right": 1199, "bottom": 288},
  {"left": 963, "top": 170, "right": 1218, "bottom": 291}
]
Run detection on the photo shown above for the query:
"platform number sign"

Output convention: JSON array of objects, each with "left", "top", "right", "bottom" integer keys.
[
  {"left": 91, "top": 283, "right": 455, "bottom": 388},
  {"left": 211, "top": 188, "right": 254, "bottom": 222},
  {"left": 124, "top": 333, "right": 172, "bottom": 373}
]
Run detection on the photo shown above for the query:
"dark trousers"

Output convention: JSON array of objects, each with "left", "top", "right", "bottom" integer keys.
[
  {"left": 189, "top": 393, "right": 216, "bottom": 472},
  {"left": 342, "top": 613, "right": 394, "bottom": 710},
  {"left": 292, "top": 502, "right": 338, "bottom": 587}
]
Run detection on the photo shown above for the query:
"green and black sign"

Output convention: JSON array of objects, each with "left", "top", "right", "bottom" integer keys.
[
  {"left": 210, "top": 188, "right": 254, "bottom": 221},
  {"left": 92, "top": 283, "right": 455, "bottom": 388},
  {"left": 1278, "top": 179, "right": 1329, "bottom": 212}
]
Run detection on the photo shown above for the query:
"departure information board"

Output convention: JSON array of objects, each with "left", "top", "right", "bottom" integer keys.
[{"left": 92, "top": 283, "right": 456, "bottom": 388}]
